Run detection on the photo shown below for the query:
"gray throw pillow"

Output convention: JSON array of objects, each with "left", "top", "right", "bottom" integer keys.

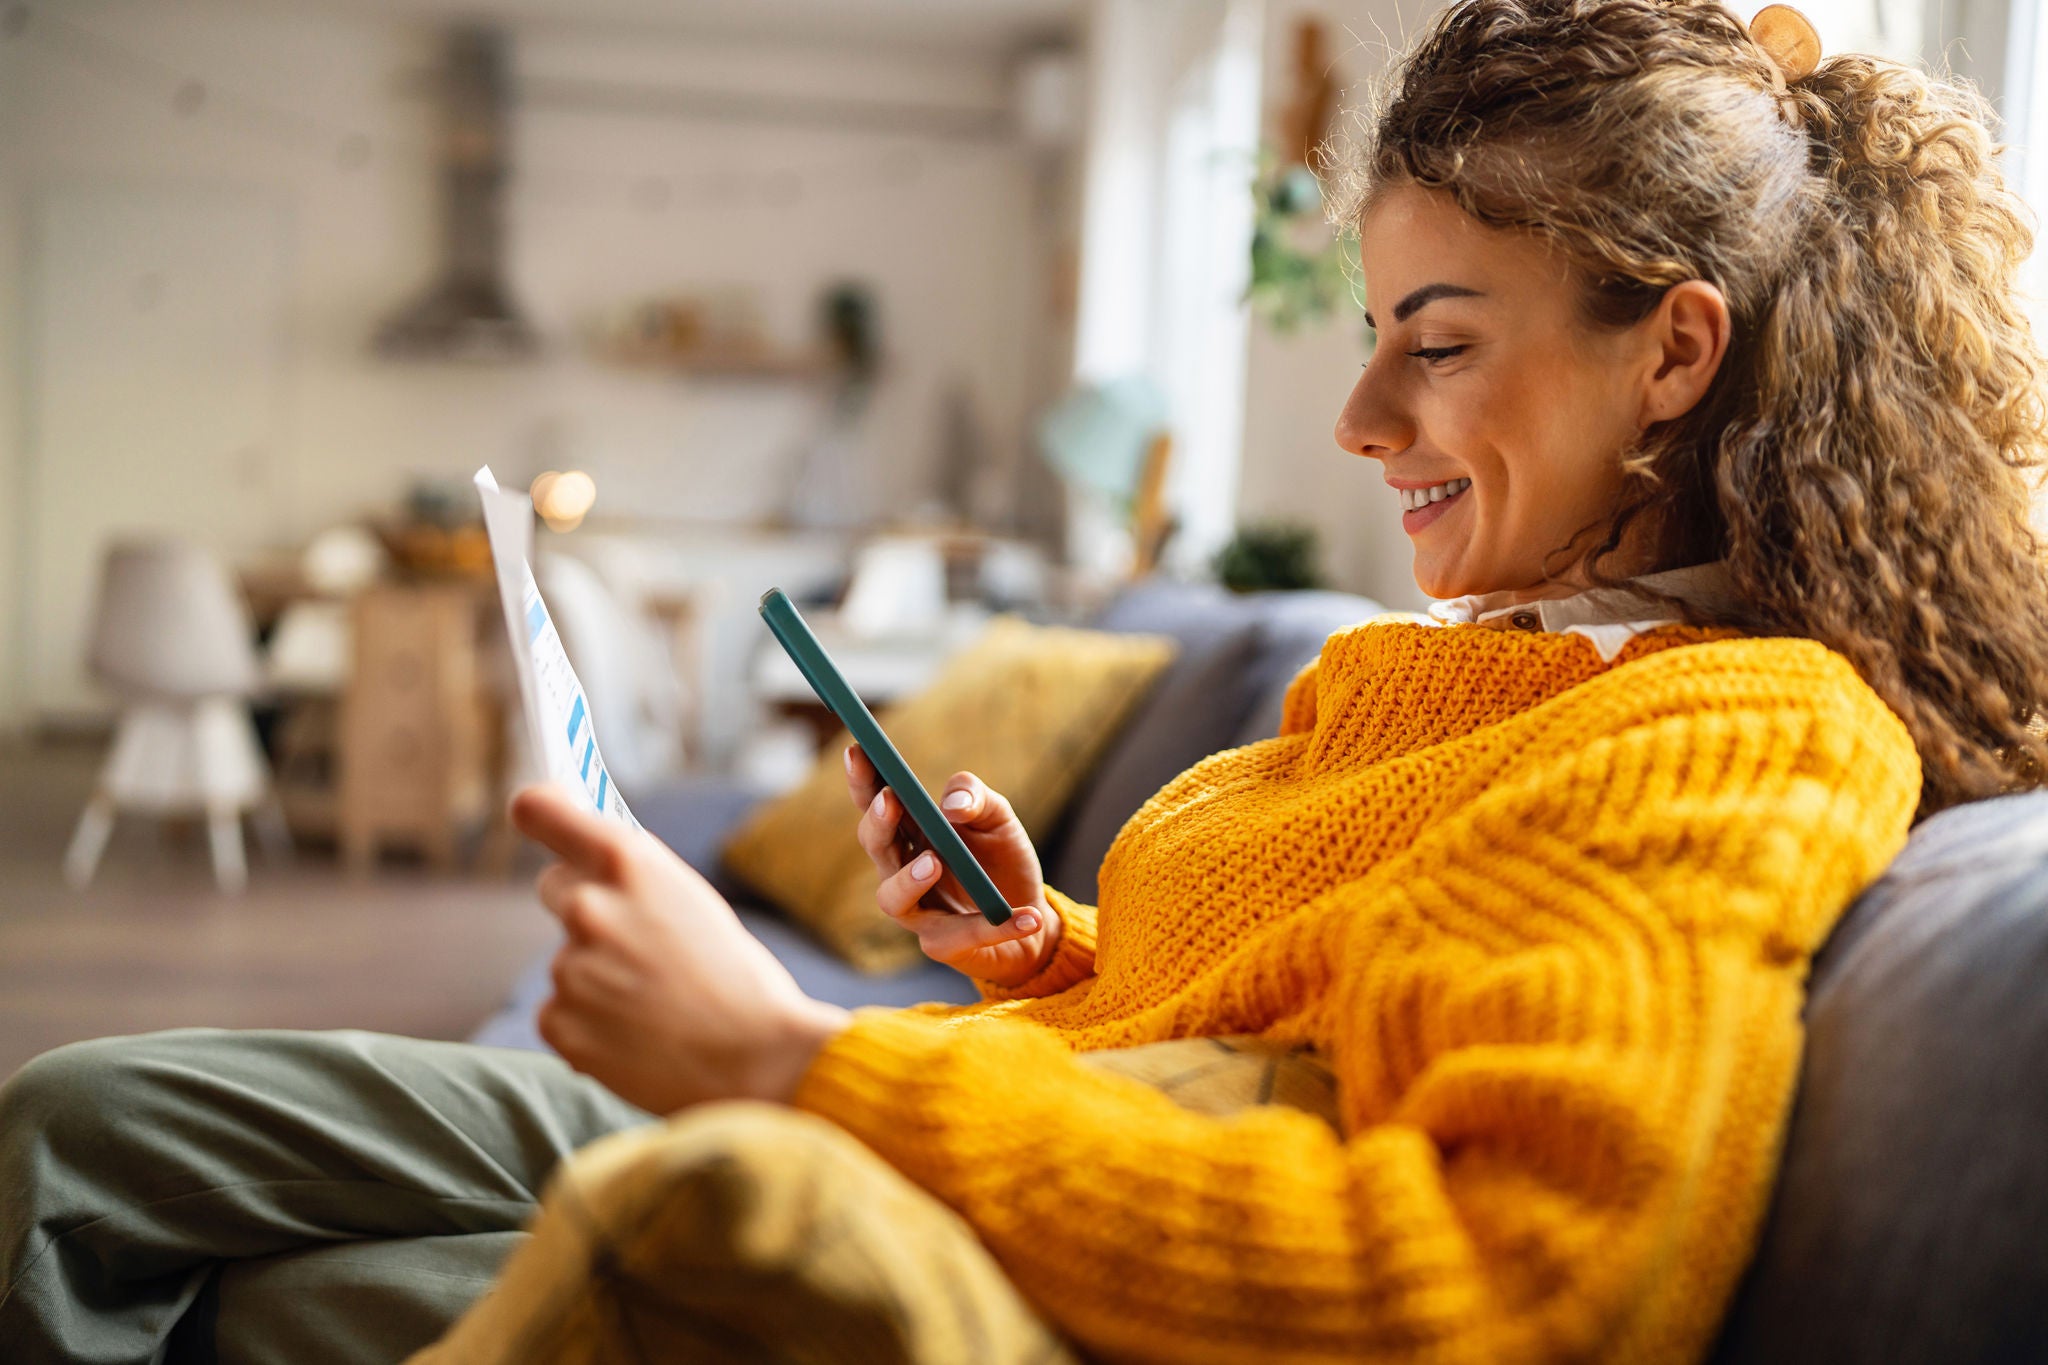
[
  {"left": 1709, "top": 791, "right": 2048, "bottom": 1365},
  {"left": 1089, "top": 577, "right": 1254, "bottom": 652}
]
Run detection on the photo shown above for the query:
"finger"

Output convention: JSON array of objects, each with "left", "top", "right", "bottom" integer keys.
[
  {"left": 937, "top": 772, "right": 1020, "bottom": 833},
  {"left": 540, "top": 878, "right": 622, "bottom": 942},
  {"left": 535, "top": 861, "right": 588, "bottom": 919},
  {"left": 876, "top": 849, "right": 948, "bottom": 919},
  {"left": 536, "top": 864, "right": 614, "bottom": 940},
  {"left": 548, "top": 939, "right": 639, "bottom": 1000},
  {"left": 861, "top": 788, "right": 930, "bottom": 866},
  {"left": 512, "top": 784, "right": 627, "bottom": 881},
  {"left": 844, "top": 744, "right": 882, "bottom": 810},
  {"left": 900, "top": 904, "right": 1044, "bottom": 960},
  {"left": 883, "top": 790, "right": 932, "bottom": 862},
  {"left": 855, "top": 786, "right": 905, "bottom": 867},
  {"left": 536, "top": 995, "right": 591, "bottom": 1068}
]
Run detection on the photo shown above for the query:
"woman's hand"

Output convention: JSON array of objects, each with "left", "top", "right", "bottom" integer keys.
[
  {"left": 511, "top": 784, "right": 850, "bottom": 1116},
  {"left": 844, "top": 744, "right": 1060, "bottom": 989}
]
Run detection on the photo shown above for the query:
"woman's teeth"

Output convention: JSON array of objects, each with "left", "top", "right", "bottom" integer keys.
[{"left": 1399, "top": 478, "right": 1471, "bottom": 512}]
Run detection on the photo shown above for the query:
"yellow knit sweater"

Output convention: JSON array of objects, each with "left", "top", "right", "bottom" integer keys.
[{"left": 792, "top": 618, "right": 1922, "bottom": 1364}]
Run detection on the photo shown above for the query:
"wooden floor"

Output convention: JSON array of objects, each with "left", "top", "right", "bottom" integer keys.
[{"left": 0, "top": 740, "right": 560, "bottom": 1081}]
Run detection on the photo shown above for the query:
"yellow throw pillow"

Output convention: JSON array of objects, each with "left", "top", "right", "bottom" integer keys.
[{"left": 721, "top": 616, "right": 1175, "bottom": 973}]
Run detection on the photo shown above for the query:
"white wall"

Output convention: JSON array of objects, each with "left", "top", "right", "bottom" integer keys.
[
  {"left": 2, "top": 0, "right": 1051, "bottom": 725},
  {"left": 0, "top": 20, "right": 23, "bottom": 732},
  {"left": 1073, "top": 0, "right": 1173, "bottom": 383},
  {"left": 1234, "top": 0, "right": 1435, "bottom": 612},
  {"left": 1069, "top": 0, "right": 1262, "bottom": 582}
]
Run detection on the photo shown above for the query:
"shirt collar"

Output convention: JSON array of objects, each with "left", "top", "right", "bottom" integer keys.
[{"left": 1426, "top": 561, "right": 1739, "bottom": 661}]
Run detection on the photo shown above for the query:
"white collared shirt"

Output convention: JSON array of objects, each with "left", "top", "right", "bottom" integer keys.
[{"left": 1426, "top": 562, "right": 1740, "bottom": 662}]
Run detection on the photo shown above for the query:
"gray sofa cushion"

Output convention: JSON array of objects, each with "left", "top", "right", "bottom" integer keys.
[
  {"left": 1710, "top": 791, "right": 2048, "bottom": 1365},
  {"left": 1089, "top": 577, "right": 1262, "bottom": 656}
]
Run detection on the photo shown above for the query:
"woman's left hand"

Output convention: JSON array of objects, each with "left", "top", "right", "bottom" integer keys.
[{"left": 511, "top": 784, "right": 851, "bottom": 1116}]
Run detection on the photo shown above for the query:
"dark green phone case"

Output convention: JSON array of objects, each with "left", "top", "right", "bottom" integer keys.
[{"left": 758, "top": 588, "right": 1013, "bottom": 926}]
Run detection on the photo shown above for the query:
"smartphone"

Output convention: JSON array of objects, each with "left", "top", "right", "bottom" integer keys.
[{"left": 757, "top": 588, "right": 1013, "bottom": 926}]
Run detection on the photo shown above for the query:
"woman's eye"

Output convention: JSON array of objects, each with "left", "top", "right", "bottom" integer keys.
[{"left": 1406, "top": 345, "right": 1468, "bottom": 364}]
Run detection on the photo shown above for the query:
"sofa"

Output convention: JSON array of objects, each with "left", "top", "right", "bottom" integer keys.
[{"left": 474, "top": 578, "right": 2048, "bottom": 1364}]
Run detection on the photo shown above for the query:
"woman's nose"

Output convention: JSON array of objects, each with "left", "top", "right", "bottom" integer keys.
[{"left": 1333, "top": 359, "right": 1411, "bottom": 463}]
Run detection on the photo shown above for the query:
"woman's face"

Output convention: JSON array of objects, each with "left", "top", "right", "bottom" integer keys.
[{"left": 1335, "top": 184, "right": 1668, "bottom": 600}]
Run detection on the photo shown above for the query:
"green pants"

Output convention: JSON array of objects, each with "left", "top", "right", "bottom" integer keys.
[
  {"left": 0, "top": 1029, "right": 1083, "bottom": 1365},
  {"left": 0, "top": 1029, "right": 649, "bottom": 1365},
  {"left": 1, "top": 1028, "right": 1316, "bottom": 1363}
]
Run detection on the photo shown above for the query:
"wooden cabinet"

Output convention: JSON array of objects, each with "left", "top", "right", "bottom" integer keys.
[{"left": 337, "top": 585, "right": 494, "bottom": 873}]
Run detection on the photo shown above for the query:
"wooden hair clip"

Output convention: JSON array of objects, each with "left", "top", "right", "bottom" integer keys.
[{"left": 1749, "top": 4, "right": 1822, "bottom": 81}]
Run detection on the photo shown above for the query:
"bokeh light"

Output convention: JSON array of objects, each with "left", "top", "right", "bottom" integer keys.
[{"left": 531, "top": 469, "right": 597, "bottom": 532}]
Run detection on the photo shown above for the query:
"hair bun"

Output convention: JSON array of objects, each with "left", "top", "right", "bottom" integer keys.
[{"left": 1749, "top": 4, "right": 1822, "bottom": 80}]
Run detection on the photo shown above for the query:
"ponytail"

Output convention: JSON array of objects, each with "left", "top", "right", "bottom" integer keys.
[{"left": 1721, "top": 57, "right": 2048, "bottom": 813}]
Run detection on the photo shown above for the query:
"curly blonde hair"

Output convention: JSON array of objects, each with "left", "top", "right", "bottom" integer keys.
[{"left": 1331, "top": 0, "right": 2048, "bottom": 817}]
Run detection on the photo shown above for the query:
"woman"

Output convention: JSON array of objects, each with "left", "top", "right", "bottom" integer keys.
[{"left": 5, "top": 0, "right": 2046, "bottom": 1360}]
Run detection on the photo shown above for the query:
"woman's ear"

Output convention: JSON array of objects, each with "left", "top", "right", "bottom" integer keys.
[{"left": 1639, "top": 279, "right": 1732, "bottom": 428}]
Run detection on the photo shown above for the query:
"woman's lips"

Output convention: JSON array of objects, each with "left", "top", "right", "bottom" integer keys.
[{"left": 1401, "top": 483, "right": 1470, "bottom": 534}]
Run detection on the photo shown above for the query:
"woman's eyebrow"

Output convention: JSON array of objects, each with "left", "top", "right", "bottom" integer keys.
[{"left": 1363, "top": 283, "right": 1486, "bottom": 330}]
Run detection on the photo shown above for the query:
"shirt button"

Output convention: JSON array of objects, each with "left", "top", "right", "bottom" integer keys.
[{"left": 1509, "top": 610, "right": 1541, "bottom": 632}]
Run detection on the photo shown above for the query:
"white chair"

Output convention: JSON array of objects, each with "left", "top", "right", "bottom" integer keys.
[
  {"left": 536, "top": 550, "right": 686, "bottom": 792},
  {"left": 63, "top": 540, "right": 280, "bottom": 893}
]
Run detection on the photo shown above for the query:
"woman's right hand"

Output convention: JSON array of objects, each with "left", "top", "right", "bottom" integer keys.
[{"left": 844, "top": 744, "right": 1060, "bottom": 989}]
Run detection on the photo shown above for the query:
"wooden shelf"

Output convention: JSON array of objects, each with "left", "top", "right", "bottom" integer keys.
[{"left": 600, "top": 341, "right": 843, "bottom": 381}]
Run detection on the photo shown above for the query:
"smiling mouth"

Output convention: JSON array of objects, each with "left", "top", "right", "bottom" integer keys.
[
  {"left": 1397, "top": 477, "right": 1470, "bottom": 511},
  {"left": 1399, "top": 478, "right": 1471, "bottom": 532}
]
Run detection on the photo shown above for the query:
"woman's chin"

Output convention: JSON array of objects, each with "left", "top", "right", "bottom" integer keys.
[
  {"left": 1411, "top": 556, "right": 1473, "bottom": 602},
  {"left": 1408, "top": 522, "right": 1494, "bottom": 600}
]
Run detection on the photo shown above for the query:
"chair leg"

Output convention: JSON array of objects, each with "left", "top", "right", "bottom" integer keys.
[
  {"left": 253, "top": 791, "right": 294, "bottom": 864},
  {"left": 206, "top": 805, "right": 249, "bottom": 894},
  {"left": 64, "top": 794, "right": 118, "bottom": 889}
]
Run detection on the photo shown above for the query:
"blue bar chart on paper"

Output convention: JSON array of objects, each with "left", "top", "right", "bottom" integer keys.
[{"left": 475, "top": 466, "right": 638, "bottom": 828}]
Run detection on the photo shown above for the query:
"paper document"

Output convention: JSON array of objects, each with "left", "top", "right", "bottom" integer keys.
[{"left": 475, "top": 466, "right": 638, "bottom": 827}]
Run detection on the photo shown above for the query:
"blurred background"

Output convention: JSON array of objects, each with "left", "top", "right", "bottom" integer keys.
[{"left": 0, "top": 0, "right": 2040, "bottom": 1073}]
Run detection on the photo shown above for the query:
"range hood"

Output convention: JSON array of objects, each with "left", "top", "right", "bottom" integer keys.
[{"left": 374, "top": 26, "right": 538, "bottom": 362}]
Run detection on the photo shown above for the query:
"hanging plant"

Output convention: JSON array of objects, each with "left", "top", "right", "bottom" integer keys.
[{"left": 1245, "top": 153, "right": 1363, "bottom": 339}]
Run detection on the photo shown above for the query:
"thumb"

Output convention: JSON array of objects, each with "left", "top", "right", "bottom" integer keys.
[{"left": 938, "top": 772, "right": 1020, "bottom": 833}]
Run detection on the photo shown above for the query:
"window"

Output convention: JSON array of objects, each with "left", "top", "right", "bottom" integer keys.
[{"left": 1797, "top": 0, "right": 1924, "bottom": 60}]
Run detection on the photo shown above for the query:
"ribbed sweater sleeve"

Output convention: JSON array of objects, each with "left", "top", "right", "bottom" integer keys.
[
  {"left": 973, "top": 887, "right": 1098, "bottom": 1001},
  {"left": 793, "top": 663, "right": 1920, "bottom": 1364}
]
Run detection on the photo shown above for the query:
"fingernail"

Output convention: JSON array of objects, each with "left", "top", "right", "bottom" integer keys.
[
  {"left": 844, "top": 746, "right": 855, "bottom": 773},
  {"left": 911, "top": 852, "right": 937, "bottom": 878},
  {"left": 870, "top": 791, "right": 886, "bottom": 815},
  {"left": 1014, "top": 912, "right": 1039, "bottom": 934},
  {"left": 942, "top": 790, "right": 973, "bottom": 812}
]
